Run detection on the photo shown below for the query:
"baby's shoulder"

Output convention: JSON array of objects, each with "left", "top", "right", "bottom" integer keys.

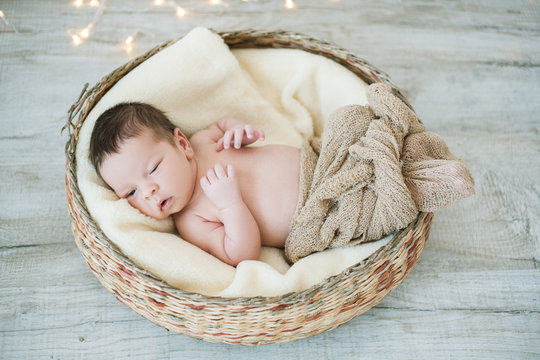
[{"left": 189, "top": 123, "right": 222, "bottom": 148}]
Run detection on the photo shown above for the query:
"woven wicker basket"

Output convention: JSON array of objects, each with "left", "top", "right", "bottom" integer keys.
[{"left": 64, "top": 29, "right": 434, "bottom": 345}]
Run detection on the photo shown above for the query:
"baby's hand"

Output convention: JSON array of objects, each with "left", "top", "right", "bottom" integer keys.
[
  {"left": 200, "top": 163, "right": 242, "bottom": 211},
  {"left": 216, "top": 124, "right": 265, "bottom": 152}
]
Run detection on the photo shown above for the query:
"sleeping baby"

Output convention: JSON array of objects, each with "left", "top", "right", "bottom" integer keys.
[
  {"left": 90, "top": 102, "right": 300, "bottom": 266},
  {"left": 90, "top": 84, "right": 475, "bottom": 266}
]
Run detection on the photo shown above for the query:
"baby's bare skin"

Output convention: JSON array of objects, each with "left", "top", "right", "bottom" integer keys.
[
  {"left": 174, "top": 118, "right": 300, "bottom": 264},
  {"left": 187, "top": 140, "right": 300, "bottom": 247},
  {"left": 99, "top": 116, "right": 298, "bottom": 266}
]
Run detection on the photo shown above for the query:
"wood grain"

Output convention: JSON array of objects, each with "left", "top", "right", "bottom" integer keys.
[{"left": 1, "top": 0, "right": 539, "bottom": 358}]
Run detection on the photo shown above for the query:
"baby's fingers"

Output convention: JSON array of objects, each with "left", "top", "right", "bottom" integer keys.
[
  {"left": 200, "top": 176, "right": 210, "bottom": 191},
  {"left": 206, "top": 167, "right": 219, "bottom": 184},
  {"left": 245, "top": 125, "right": 254, "bottom": 139},
  {"left": 254, "top": 129, "right": 265, "bottom": 140},
  {"left": 226, "top": 164, "right": 235, "bottom": 178},
  {"left": 214, "top": 163, "right": 227, "bottom": 179},
  {"left": 234, "top": 128, "right": 244, "bottom": 149},
  {"left": 223, "top": 129, "right": 234, "bottom": 149},
  {"left": 216, "top": 138, "right": 224, "bottom": 152}
]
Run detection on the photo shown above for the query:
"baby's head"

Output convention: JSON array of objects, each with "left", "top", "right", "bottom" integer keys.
[{"left": 90, "top": 102, "right": 197, "bottom": 220}]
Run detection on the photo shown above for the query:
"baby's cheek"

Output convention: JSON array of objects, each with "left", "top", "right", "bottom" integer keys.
[
  {"left": 128, "top": 197, "right": 145, "bottom": 214},
  {"left": 127, "top": 197, "right": 136, "bottom": 208}
]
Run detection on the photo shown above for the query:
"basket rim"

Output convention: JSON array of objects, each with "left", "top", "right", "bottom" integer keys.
[{"left": 64, "top": 28, "right": 431, "bottom": 305}]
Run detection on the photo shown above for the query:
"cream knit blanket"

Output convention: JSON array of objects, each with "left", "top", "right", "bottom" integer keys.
[{"left": 285, "top": 83, "right": 475, "bottom": 263}]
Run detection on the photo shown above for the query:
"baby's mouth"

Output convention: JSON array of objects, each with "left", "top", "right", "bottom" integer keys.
[{"left": 160, "top": 198, "right": 171, "bottom": 212}]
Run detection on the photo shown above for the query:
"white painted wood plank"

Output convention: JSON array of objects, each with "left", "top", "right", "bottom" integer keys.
[{"left": 1, "top": 307, "right": 539, "bottom": 360}]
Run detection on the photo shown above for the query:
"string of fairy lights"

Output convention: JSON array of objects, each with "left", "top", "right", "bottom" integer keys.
[
  {"left": 0, "top": 0, "right": 346, "bottom": 53},
  {"left": 67, "top": 0, "right": 298, "bottom": 53},
  {"left": 68, "top": 0, "right": 107, "bottom": 47},
  {"left": 0, "top": 9, "right": 18, "bottom": 33}
]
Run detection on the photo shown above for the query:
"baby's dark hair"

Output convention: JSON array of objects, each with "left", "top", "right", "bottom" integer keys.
[{"left": 89, "top": 102, "right": 176, "bottom": 172}]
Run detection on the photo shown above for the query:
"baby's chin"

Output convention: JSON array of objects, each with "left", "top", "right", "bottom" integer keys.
[
  {"left": 152, "top": 213, "right": 171, "bottom": 221},
  {"left": 137, "top": 208, "right": 170, "bottom": 221}
]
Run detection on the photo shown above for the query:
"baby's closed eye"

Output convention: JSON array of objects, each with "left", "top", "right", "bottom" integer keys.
[{"left": 150, "top": 162, "right": 160, "bottom": 174}]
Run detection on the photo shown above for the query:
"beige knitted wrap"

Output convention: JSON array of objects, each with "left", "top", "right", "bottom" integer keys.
[{"left": 285, "top": 83, "right": 475, "bottom": 263}]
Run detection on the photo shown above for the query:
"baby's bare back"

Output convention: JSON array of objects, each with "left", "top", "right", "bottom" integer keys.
[{"left": 195, "top": 143, "right": 300, "bottom": 247}]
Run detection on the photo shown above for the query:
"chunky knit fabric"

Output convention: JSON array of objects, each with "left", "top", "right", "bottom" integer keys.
[{"left": 285, "top": 83, "right": 474, "bottom": 263}]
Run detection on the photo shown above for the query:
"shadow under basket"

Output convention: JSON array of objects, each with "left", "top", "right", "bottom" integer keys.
[{"left": 64, "top": 29, "right": 434, "bottom": 345}]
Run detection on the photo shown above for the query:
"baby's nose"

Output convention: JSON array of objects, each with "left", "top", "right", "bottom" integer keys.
[{"left": 144, "top": 183, "right": 159, "bottom": 200}]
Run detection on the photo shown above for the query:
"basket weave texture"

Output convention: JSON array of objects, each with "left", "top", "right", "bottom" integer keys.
[{"left": 64, "top": 30, "right": 434, "bottom": 345}]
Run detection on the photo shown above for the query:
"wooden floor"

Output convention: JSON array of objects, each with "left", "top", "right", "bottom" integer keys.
[{"left": 1, "top": 0, "right": 539, "bottom": 358}]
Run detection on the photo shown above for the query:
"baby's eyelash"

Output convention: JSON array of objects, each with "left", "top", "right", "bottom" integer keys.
[
  {"left": 126, "top": 189, "right": 136, "bottom": 198},
  {"left": 150, "top": 163, "right": 160, "bottom": 174}
]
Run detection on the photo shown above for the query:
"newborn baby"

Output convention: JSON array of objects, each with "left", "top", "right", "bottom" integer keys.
[
  {"left": 90, "top": 84, "right": 475, "bottom": 268},
  {"left": 90, "top": 103, "right": 300, "bottom": 266}
]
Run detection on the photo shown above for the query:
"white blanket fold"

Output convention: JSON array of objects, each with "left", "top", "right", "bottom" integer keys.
[{"left": 77, "top": 27, "right": 388, "bottom": 297}]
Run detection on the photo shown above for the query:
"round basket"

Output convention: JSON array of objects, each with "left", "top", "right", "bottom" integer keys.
[{"left": 64, "top": 29, "right": 434, "bottom": 345}]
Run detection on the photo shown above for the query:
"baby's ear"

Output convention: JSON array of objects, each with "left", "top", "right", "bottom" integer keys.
[
  {"left": 173, "top": 128, "right": 194, "bottom": 157},
  {"left": 173, "top": 127, "right": 187, "bottom": 141},
  {"left": 402, "top": 132, "right": 475, "bottom": 212}
]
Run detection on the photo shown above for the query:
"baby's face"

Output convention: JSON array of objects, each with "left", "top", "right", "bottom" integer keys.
[{"left": 99, "top": 128, "right": 196, "bottom": 220}]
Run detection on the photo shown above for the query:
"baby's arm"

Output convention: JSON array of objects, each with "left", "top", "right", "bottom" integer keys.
[{"left": 176, "top": 163, "right": 261, "bottom": 266}]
